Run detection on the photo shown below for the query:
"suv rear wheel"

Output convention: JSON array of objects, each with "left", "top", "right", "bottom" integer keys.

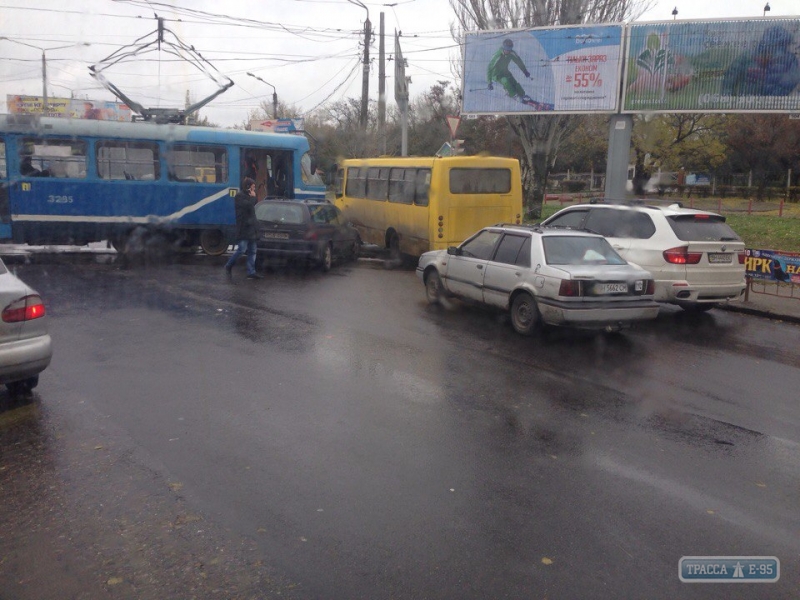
[{"left": 678, "top": 302, "right": 717, "bottom": 312}]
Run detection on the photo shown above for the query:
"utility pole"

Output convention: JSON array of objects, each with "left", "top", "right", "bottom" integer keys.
[
  {"left": 360, "top": 15, "right": 371, "bottom": 130},
  {"left": 378, "top": 13, "right": 386, "bottom": 154},
  {"left": 394, "top": 31, "right": 409, "bottom": 156},
  {"left": 41, "top": 51, "right": 48, "bottom": 116}
]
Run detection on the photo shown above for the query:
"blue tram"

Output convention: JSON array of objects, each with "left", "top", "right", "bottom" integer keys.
[{"left": 0, "top": 114, "right": 326, "bottom": 254}]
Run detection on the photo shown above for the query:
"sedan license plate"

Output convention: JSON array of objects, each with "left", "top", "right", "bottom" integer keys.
[
  {"left": 595, "top": 283, "right": 628, "bottom": 294},
  {"left": 263, "top": 232, "right": 289, "bottom": 240},
  {"left": 708, "top": 253, "right": 732, "bottom": 264}
]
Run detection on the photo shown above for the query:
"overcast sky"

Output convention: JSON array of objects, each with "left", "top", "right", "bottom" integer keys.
[{"left": 0, "top": 0, "right": 796, "bottom": 127}]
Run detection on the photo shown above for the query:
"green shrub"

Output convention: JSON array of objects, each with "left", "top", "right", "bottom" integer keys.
[{"left": 561, "top": 180, "right": 587, "bottom": 193}]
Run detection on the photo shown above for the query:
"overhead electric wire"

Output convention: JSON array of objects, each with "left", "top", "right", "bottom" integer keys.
[
  {"left": 302, "top": 58, "right": 363, "bottom": 116},
  {"left": 4, "top": 0, "right": 462, "bottom": 122}
]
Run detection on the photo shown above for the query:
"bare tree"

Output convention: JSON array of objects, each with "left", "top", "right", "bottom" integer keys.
[{"left": 449, "top": 0, "right": 653, "bottom": 216}]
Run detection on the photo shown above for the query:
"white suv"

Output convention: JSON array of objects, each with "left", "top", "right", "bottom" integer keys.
[{"left": 542, "top": 202, "right": 746, "bottom": 311}]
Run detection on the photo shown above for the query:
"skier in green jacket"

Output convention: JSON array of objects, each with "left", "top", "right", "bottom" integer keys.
[{"left": 487, "top": 38, "right": 533, "bottom": 103}]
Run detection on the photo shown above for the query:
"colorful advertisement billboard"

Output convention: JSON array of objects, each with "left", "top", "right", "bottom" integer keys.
[
  {"left": 745, "top": 249, "right": 800, "bottom": 283},
  {"left": 249, "top": 118, "right": 305, "bottom": 133},
  {"left": 461, "top": 24, "right": 624, "bottom": 115},
  {"left": 6, "top": 95, "right": 132, "bottom": 121},
  {"left": 623, "top": 18, "right": 800, "bottom": 113}
]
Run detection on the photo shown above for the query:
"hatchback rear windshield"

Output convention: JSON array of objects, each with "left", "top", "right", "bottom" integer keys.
[
  {"left": 666, "top": 215, "right": 741, "bottom": 242},
  {"left": 255, "top": 203, "right": 305, "bottom": 224}
]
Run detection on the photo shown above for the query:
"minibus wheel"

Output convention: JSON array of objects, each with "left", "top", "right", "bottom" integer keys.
[
  {"left": 388, "top": 233, "right": 401, "bottom": 262},
  {"left": 200, "top": 229, "right": 229, "bottom": 256}
]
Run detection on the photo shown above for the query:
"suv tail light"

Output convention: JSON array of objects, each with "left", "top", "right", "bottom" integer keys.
[
  {"left": 304, "top": 228, "right": 318, "bottom": 241},
  {"left": 2, "top": 295, "right": 46, "bottom": 323},
  {"left": 663, "top": 246, "right": 702, "bottom": 265},
  {"left": 737, "top": 251, "right": 745, "bottom": 265},
  {"left": 558, "top": 280, "right": 583, "bottom": 297}
]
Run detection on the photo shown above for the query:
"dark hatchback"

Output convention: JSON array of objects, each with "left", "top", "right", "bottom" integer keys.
[{"left": 255, "top": 200, "right": 360, "bottom": 271}]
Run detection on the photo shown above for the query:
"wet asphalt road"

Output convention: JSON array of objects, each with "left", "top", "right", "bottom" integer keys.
[{"left": 1, "top": 252, "right": 799, "bottom": 600}]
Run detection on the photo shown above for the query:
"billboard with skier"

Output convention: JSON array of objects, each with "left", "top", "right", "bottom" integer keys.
[
  {"left": 461, "top": 24, "right": 624, "bottom": 115},
  {"left": 622, "top": 18, "right": 800, "bottom": 113}
]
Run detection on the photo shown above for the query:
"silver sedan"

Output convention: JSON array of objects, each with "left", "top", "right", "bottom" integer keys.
[
  {"left": 417, "top": 224, "right": 660, "bottom": 335},
  {"left": 0, "top": 258, "right": 52, "bottom": 397}
]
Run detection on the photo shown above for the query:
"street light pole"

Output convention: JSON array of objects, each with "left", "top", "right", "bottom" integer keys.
[
  {"left": 246, "top": 72, "right": 278, "bottom": 120},
  {"left": 0, "top": 38, "right": 89, "bottom": 115}
]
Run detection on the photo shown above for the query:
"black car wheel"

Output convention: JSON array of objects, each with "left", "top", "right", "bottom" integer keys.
[
  {"left": 350, "top": 236, "right": 361, "bottom": 261},
  {"left": 319, "top": 243, "right": 333, "bottom": 272},
  {"left": 510, "top": 292, "right": 541, "bottom": 336}
]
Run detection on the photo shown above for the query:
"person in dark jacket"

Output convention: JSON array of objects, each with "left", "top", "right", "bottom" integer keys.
[{"left": 224, "top": 177, "right": 262, "bottom": 279}]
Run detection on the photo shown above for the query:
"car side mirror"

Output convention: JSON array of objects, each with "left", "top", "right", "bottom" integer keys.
[{"left": 447, "top": 246, "right": 460, "bottom": 256}]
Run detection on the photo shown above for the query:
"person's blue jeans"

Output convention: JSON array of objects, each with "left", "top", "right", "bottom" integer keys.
[{"left": 225, "top": 239, "right": 258, "bottom": 275}]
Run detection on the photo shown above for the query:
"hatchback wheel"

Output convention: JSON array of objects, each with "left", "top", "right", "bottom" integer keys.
[
  {"left": 510, "top": 292, "right": 541, "bottom": 335},
  {"left": 425, "top": 270, "right": 443, "bottom": 305},
  {"left": 319, "top": 243, "right": 333, "bottom": 272}
]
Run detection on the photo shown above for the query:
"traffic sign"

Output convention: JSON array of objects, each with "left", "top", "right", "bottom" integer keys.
[{"left": 446, "top": 115, "right": 461, "bottom": 138}]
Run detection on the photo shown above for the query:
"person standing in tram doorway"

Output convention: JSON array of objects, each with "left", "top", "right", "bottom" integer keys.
[{"left": 224, "top": 177, "right": 263, "bottom": 280}]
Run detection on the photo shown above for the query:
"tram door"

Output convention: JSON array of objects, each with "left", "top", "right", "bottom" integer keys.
[{"left": 0, "top": 139, "right": 11, "bottom": 240}]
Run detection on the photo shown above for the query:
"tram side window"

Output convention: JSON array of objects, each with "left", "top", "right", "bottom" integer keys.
[
  {"left": 450, "top": 168, "right": 511, "bottom": 194},
  {"left": 20, "top": 138, "right": 87, "bottom": 179},
  {"left": 345, "top": 167, "right": 366, "bottom": 198},
  {"left": 168, "top": 144, "right": 228, "bottom": 183},
  {"left": 96, "top": 141, "right": 160, "bottom": 181},
  {"left": 0, "top": 140, "right": 6, "bottom": 178}
]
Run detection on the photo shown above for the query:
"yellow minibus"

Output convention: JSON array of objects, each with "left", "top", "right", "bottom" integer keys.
[{"left": 334, "top": 156, "right": 523, "bottom": 258}]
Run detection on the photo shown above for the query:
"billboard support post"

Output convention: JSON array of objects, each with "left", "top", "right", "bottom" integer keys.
[{"left": 605, "top": 115, "right": 633, "bottom": 202}]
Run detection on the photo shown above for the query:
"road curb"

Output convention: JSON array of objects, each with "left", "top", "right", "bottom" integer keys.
[{"left": 718, "top": 303, "right": 800, "bottom": 325}]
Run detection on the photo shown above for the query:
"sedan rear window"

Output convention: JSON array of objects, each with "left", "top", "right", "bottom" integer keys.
[
  {"left": 667, "top": 215, "right": 741, "bottom": 242},
  {"left": 544, "top": 236, "right": 627, "bottom": 266}
]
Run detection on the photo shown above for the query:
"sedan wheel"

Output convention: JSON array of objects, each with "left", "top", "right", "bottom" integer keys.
[
  {"left": 425, "top": 270, "right": 442, "bottom": 304},
  {"left": 510, "top": 292, "right": 541, "bottom": 336}
]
